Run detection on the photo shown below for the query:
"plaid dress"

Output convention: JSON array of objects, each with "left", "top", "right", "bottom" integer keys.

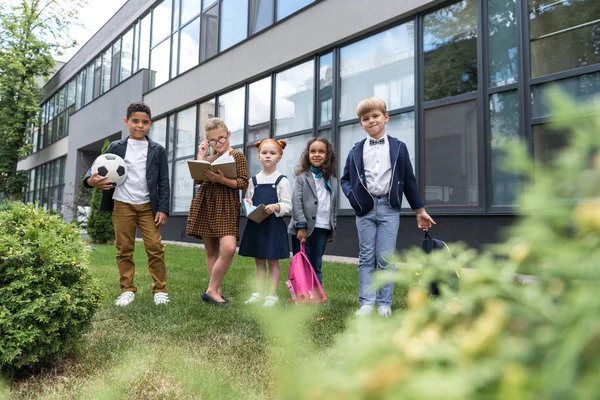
[{"left": 186, "top": 150, "right": 249, "bottom": 239}]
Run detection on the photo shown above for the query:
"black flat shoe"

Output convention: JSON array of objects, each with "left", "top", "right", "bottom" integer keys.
[{"left": 202, "top": 291, "right": 227, "bottom": 305}]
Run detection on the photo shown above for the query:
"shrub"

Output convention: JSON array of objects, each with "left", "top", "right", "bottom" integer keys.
[
  {"left": 275, "top": 93, "right": 600, "bottom": 399},
  {"left": 86, "top": 140, "right": 114, "bottom": 244},
  {"left": 0, "top": 202, "right": 102, "bottom": 375}
]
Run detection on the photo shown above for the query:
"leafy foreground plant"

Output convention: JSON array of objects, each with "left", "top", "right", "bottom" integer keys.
[
  {"left": 273, "top": 94, "right": 600, "bottom": 400},
  {"left": 0, "top": 202, "right": 103, "bottom": 375}
]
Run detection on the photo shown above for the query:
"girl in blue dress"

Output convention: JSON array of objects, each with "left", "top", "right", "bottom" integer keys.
[{"left": 239, "top": 139, "right": 292, "bottom": 307}]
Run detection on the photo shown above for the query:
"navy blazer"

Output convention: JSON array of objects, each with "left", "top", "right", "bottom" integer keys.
[
  {"left": 83, "top": 136, "right": 170, "bottom": 215},
  {"left": 340, "top": 136, "right": 424, "bottom": 216}
]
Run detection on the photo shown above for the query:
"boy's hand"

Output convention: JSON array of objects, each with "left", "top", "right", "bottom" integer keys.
[
  {"left": 155, "top": 212, "right": 168, "bottom": 227},
  {"left": 87, "top": 172, "right": 114, "bottom": 190},
  {"left": 415, "top": 208, "right": 436, "bottom": 231},
  {"left": 265, "top": 204, "right": 280, "bottom": 215},
  {"left": 297, "top": 228, "right": 307, "bottom": 243}
]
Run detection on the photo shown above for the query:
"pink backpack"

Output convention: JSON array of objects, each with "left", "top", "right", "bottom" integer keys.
[{"left": 286, "top": 243, "right": 327, "bottom": 304}]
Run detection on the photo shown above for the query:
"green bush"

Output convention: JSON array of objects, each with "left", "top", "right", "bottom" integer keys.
[
  {"left": 275, "top": 93, "right": 600, "bottom": 399},
  {"left": 0, "top": 202, "right": 102, "bottom": 374},
  {"left": 86, "top": 140, "right": 114, "bottom": 244}
]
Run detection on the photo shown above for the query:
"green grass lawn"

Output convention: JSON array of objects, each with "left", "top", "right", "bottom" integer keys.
[{"left": 7, "top": 243, "right": 408, "bottom": 399}]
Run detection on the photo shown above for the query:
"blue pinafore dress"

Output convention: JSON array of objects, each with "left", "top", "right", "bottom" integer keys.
[{"left": 238, "top": 175, "right": 290, "bottom": 260}]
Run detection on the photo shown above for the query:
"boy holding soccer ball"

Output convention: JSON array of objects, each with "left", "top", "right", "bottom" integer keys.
[{"left": 83, "top": 102, "right": 171, "bottom": 307}]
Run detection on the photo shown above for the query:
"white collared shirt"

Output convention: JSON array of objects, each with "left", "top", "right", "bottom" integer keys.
[
  {"left": 363, "top": 133, "right": 392, "bottom": 196},
  {"left": 113, "top": 139, "right": 150, "bottom": 204},
  {"left": 244, "top": 170, "right": 292, "bottom": 217},
  {"left": 313, "top": 174, "right": 331, "bottom": 230}
]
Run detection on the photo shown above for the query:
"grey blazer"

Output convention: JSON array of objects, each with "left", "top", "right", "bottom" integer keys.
[{"left": 287, "top": 172, "right": 338, "bottom": 239}]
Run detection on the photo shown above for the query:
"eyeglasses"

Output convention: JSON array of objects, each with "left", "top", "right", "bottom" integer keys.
[{"left": 207, "top": 136, "right": 228, "bottom": 145}]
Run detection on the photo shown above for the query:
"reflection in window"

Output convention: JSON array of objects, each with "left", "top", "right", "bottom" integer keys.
[
  {"left": 218, "top": 87, "right": 245, "bottom": 147},
  {"left": 338, "top": 113, "right": 415, "bottom": 210},
  {"left": 424, "top": 0, "right": 477, "bottom": 102},
  {"left": 319, "top": 53, "right": 333, "bottom": 126},
  {"left": 201, "top": 5, "right": 219, "bottom": 61},
  {"left": 152, "top": 0, "right": 172, "bottom": 46},
  {"left": 149, "top": 118, "right": 168, "bottom": 149},
  {"left": 532, "top": 124, "right": 569, "bottom": 165},
  {"left": 198, "top": 98, "right": 216, "bottom": 146},
  {"left": 278, "top": 132, "right": 313, "bottom": 189},
  {"left": 111, "top": 40, "right": 121, "bottom": 87},
  {"left": 172, "top": 159, "right": 194, "bottom": 212},
  {"left": 277, "top": 0, "right": 313, "bottom": 20},
  {"left": 171, "top": 32, "right": 179, "bottom": 79},
  {"left": 139, "top": 14, "right": 151, "bottom": 70},
  {"left": 489, "top": 0, "right": 518, "bottom": 87},
  {"left": 250, "top": 0, "right": 273, "bottom": 34},
  {"left": 179, "top": 17, "right": 200, "bottom": 73},
  {"left": 530, "top": 0, "right": 600, "bottom": 78},
  {"left": 75, "top": 70, "right": 85, "bottom": 109},
  {"left": 248, "top": 77, "right": 271, "bottom": 144},
  {"left": 220, "top": 0, "right": 248, "bottom": 51},
  {"left": 424, "top": 101, "right": 478, "bottom": 206},
  {"left": 531, "top": 72, "right": 600, "bottom": 118},
  {"left": 204, "top": 0, "right": 218, "bottom": 11},
  {"left": 121, "top": 28, "right": 134, "bottom": 81},
  {"left": 275, "top": 60, "right": 314, "bottom": 136},
  {"left": 175, "top": 107, "right": 197, "bottom": 159},
  {"left": 181, "top": 0, "right": 201, "bottom": 25},
  {"left": 490, "top": 91, "right": 520, "bottom": 206},
  {"left": 150, "top": 38, "right": 171, "bottom": 89},
  {"left": 93, "top": 57, "right": 102, "bottom": 99},
  {"left": 340, "top": 23, "right": 414, "bottom": 121},
  {"left": 102, "top": 48, "right": 111, "bottom": 94}
]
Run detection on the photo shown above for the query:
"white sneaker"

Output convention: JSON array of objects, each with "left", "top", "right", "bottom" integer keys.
[
  {"left": 244, "top": 292, "right": 262, "bottom": 304},
  {"left": 154, "top": 292, "right": 170, "bottom": 305},
  {"left": 115, "top": 291, "right": 135, "bottom": 307},
  {"left": 263, "top": 295, "right": 278, "bottom": 307},
  {"left": 355, "top": 304, "right": 374, "bottom": 316},
  {"left": 377, "top": 306, "right": 392, "bottom": 318}
]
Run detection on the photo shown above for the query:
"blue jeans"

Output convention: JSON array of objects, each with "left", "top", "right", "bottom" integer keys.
[
  {"left": 291, "top": 227, "right": 329, "bottom": 284},
  {"left": 356, "top": 197, "right": 400, "bottom": 307}
]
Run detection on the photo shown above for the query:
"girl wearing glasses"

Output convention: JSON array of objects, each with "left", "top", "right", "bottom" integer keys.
[{"left": 187, "top": 118, "right": 249, "bottom": 305}]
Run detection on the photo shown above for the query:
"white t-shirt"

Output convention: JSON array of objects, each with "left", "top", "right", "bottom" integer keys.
[
  {"left": 363, "top": 133, "right": 392, "bottom": 196},
  {"left": 113, "top": 139, "right": 150, "bottom": 204},
  {"left": 244, "top": 170, "right": 292, "bottom": 217},
  {"left": 313, "top": 174, "right": 331, "bottom": 230}
]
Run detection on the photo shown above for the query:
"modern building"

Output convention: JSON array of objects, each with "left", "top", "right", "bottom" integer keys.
[{"left": 17, "top": 0, "right": 600, "bottom": 256}]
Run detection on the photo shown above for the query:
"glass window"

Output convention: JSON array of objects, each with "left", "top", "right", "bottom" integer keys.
[
  {"left": 249, "top": 0, "right": 273, "bottom": 34},
  {"left": 218, "top": 87, "right": 245, "bottom": 147},
  {"left": 179, "top": 17, "right": 200, "bottom": 73},
  {"left": 57, "top": 114, "right": 65, "bottom": 139},
  {"left": 121, "top": 28, "right": 134, "bottom": 81},
  {"left": 172, "top": 159, "right": 194, "bottom": 212},
  {"left": 172, "top": 0, "right": 180, "bottom": 31},
  {"left": 276, "top": 132, "right": 313, "bottom": 189},
  {"left": 530, "top": 0, "right": 600, "bottom": 78},
  {"left": 181, "top": 0, "right": 201, "bottom": 25},
  {"left": 532, "top": 124, "right": 569, "bottom": 165},
  {"left": 490, "top": 91, "right": 520, "bottom": 206},
  {"left": 248, "top": 77, "right": 271, "bottom": 144},
  {"left": 531, "top": 71, "right": 600, "bottom": 118},
  {"left": 102, "top": 48, "right": 112, "bottom": 94},
  {"left": 149, "top": 117, "right": 168, "bottom": 149},
  {"left": 111, "top": 40, "right": 121, "bottom": 87},
  {"left": 67, "top": 80, "right": 76, "bottom": 107},
  {"left": 175, "top": 106, "right": 197, "bottom": 159},
  {"left": 171, "top": 32, "right": 179, "bottom": 79},
  {"left": 319, "top": 53, "right": 333, "bottom": 126},
  {"left": 489, "top": 0, "right": 518, "bottom": 87},
  {"left": 204, "top": 0, "right": 218, "bottom": 11},
  {"left": 201, "top": 5, "right": 219, "bottom": 61},
  {"left": 93, "top": 57, "right": 102, "bottom": 99},
  {"left": 275, "top": 60, "right": 314, "bottom": 136},
  {"left": 277, "top": 0, "right": 313, "bottom": 20},
  {"left": 340, "top": 22, "right": 415, "bottom": 121},
  {"left": 168, "top": 116, "right": 175, "bottom": 161},
  {"left": 139, "top": 14, "right": 151, "bottom": 70},
  {"left": 133, "top": 22, "right": 139, "bottom": 73},
  {"left": 338, "top": 113, "right": 415, "bottom": 210},
  {"left": 57, "top": 88, "right": 65, "bottom": 113},
  {"left": 152, "top": 0, "right": 172, "bottom": 46},
  {"left": 75, "top": 70, "right": 85, "bottom": 110},
  {"left": 150, "top": 38, "right": 171, "bottom": 88},
  {"left": 220, "top": 0, "right": 248, "bottom": 51},
  {"left": 424, "top": 101, "right": 478, "bottom": 206},
  {"left": 423, "top": 0, "right": 477, "bottom": 102},
  {"left": 198, "top": 98, "right": 216, "bottom": 145}
]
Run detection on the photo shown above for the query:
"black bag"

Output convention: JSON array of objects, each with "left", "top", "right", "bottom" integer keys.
[{"left": 421, "top": 231, "right": 452, "bottom": 297}]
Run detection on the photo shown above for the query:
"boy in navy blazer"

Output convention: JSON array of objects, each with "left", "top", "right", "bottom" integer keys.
[{"left": 341, "top": 97, "right": 435, "bottom": 317}]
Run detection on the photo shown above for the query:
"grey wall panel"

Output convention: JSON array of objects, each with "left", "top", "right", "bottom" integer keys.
[
  {"left": 42, "top": 0, "right": 156, "bottom": 100},
  {"left": 144, "top": 0, "right": 441, "bottom": 117},
  {"left": 61, "top": 70, "right": 148, "bottom": 220},
  {"left": 17, "top": 137, "right": 69, "bottom": 171}
]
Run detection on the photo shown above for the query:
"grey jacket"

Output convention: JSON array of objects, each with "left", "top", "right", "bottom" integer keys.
[
  {"left": 83, "top": 136, "right": 170, "bottom": 215},
  {"left": 287, "top": 171, "right": 338, "bottom": 239}
]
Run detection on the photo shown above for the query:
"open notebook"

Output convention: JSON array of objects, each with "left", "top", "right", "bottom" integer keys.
[
  {"left": 187, "top": 153, "right": 237, "bottom": 181},
  {"left": 243, "top": 201, "right": 270, "bottom": 223}
]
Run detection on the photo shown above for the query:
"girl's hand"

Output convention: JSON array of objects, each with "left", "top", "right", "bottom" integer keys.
[
  {"left": 205, "top": 169, "right": 225, "bottom": 183},
  {"left": 327, "top": 237, "right": 334, "bottom": 243},
  {"left": 245, "top": 198, "right": 252, "bottom": 206},
  {"left": 296, "top": 228, "right": 307, "bottom": 243},
  {"left": 265, "top": 204, "right": 280, "bottom": 215},
  {"left": 197, "top": 140, "right": 209, "bottom": 160}
]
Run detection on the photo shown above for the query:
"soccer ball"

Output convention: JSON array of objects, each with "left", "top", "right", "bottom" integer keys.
[{"left": 91, "top": 153, "right": 128, "bottom": 187}]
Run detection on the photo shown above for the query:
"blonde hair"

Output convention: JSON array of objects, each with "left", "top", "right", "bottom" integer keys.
[
  {"left": 254, "top": 139, "right": 287, "bottom": 155},
  {"left": 356, "top": 96, "right": 387, "bottom": 118},
  {"left": 204, "top": 117, "right": 229, "bottom": 133}
]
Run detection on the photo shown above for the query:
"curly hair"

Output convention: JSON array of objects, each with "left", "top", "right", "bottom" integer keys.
[
  {"left": 295, "top": 137, "right": 337, "bottom": 180},
  {"left": 254, "top": 139, "right": 287, "bottom": 155},
  {"left": 126, "top": 102, "right": 152, "bottom": 120}
]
